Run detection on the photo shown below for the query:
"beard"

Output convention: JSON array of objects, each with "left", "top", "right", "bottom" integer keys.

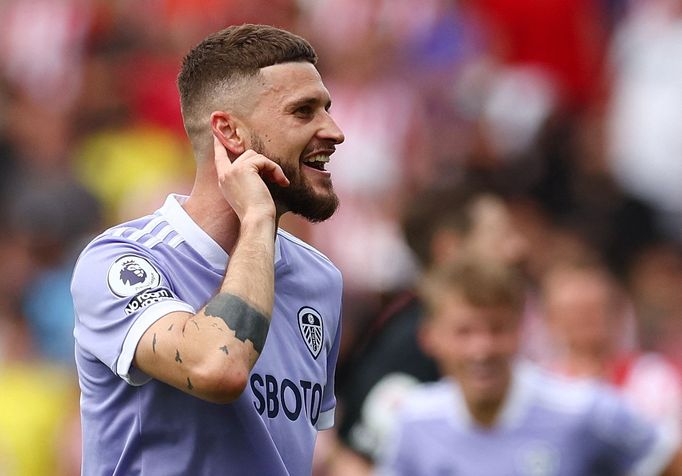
[{"left": 251, "top": 134, "right": 339, "bottom": 223}]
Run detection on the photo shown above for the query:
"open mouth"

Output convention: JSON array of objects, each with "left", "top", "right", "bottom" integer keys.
[{"left": 302, "top": 154, "right": 330, "bottom": 171}]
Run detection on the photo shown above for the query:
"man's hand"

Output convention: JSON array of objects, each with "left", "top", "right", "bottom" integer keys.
[{"left": 214, "top": 136, "right": 289, "bottom": 221}]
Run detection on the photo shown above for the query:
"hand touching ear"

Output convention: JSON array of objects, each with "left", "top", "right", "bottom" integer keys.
[{"left": 213, "top": 135, "right": 289, "bottom": 221}]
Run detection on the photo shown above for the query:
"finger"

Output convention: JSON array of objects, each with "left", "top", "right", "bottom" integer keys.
[
  {"left": 245, "top": 155, "right": 290, "bottom": 187},
  {"left": 254, "top": 159, "right": 290, "bottom": 187},
  {"left": 213, "top": 135, "right": 232, "bottom": 174},
  {"left": 261, "top": 160, "right": 289, "bottom": 187}
]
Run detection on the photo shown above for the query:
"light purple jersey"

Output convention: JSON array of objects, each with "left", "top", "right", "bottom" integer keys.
[
  {"left": 378, "top": 362, "right": 678, "bottom": 476},
  {"left": 71, "top": 194, "right": 343, "bottom": 476}
]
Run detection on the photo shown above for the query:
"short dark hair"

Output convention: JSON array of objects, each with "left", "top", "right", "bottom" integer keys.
[
  {"left": 420, "top": 258, "right": 525, "bottom": 316},
  {"left": 177, "top": 24, "right": 317, "bottom": 133},
  {"left": 402, "top": 182, "right": 493, "bottom": 268}
]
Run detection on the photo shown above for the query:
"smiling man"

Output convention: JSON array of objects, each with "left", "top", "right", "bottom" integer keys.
[
  {"left": 71, "top": 25, "right": 344, "bottom": 475},
  {"left": 378, "top": 259, "right": 682, "bottom": 476}
]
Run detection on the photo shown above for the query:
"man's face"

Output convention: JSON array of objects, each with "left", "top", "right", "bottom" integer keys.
[
  {"left": 465, "top": 196, "right": 528, "bottom": 267},
  {"left": 422, "top": 291, "right": 520, "bottom": 406},
  {"left": 543, "top": 270, "right": 619, "bottom": 353},
  {"left": 243, "top": 62, "right": 345, "bottom": 222}
]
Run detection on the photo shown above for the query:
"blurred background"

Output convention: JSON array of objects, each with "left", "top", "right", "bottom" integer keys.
[{"left": 1, "top": 0, "right": 682, "bottom": 474}]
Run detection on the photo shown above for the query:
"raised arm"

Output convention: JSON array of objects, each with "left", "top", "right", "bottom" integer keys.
[{"left": 133, "top": 137, "right": 289, "bottom": 403}]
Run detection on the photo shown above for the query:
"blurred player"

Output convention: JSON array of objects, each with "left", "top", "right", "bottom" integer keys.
[
  {"left": 71, "top": 24, "right": 345, "bottom": 475},
  {"left": 377, "top": 258, "right": 682, "bottom": 476},
  {"left": 331, "top": 183, "right": 527, "bottom": 474}
]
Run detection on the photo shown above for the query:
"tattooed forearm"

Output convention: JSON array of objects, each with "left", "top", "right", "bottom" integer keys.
[
  {"left": 204, "top": 293, "right": 270, "bottom": 354},
  {"left": 152, "top": 333, "right": 157, "bottom": 353},
  {"left": 219, "top": 345, "right": 229, "bottom": 355},
  {"left": 175, "top": 349, "right": 183, "bottom": 363}
]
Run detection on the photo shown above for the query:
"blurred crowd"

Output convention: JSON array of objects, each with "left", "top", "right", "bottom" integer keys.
[{"left": 1, "top": 0, "right": 682, "bottom": 474}]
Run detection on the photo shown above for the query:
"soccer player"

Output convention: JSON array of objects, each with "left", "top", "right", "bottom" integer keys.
[
  {"left": 377, "top": 259, "right": 682, "bottom": 476},
  {"left": 70, "top": 24, "right": 345, "bottom": 475}
]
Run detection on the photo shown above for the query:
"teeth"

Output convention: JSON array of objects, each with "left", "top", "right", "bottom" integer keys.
[{"left": 303, "top": 154, "right": 330, "bottom": 164}]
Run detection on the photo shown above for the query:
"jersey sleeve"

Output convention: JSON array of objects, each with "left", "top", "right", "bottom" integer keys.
[
  {"left": 317, "top": 306, "right": 342, "bottom": 430},
  {"left": 71, "top": 238, "right": 195, "bottom": 386},
  {"left": 586, "top": 385, "right": 679, "bottom": 475}
]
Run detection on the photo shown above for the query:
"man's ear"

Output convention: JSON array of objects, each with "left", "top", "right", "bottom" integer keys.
[{"left": 210, "top": 111, "right": 246, "bottom": 157}]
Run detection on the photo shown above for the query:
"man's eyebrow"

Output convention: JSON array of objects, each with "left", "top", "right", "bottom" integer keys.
[{"left": 285, "top": 96, "right": 332, "bottom": 111}]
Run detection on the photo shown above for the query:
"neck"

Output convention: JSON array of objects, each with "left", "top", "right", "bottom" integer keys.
[
  {"left": 183, "top": 177, "right": 281, "bottom": 255},
  {"left": 469, "top": 402, "right": 502, "bottom": 428},
  {"left": 467, "top": 397, "right": 505, "bottom": 428},
  {"left": 461, "top": 375, "right": 511, "bottom": 428}
]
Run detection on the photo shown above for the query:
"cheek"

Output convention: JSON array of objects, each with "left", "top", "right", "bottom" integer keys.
[
  {"left": 437, "top": 333, "right": 474, "bottom": 364},
  {"left": 425, "top": 327, "right": 462, "bottom": 361}
]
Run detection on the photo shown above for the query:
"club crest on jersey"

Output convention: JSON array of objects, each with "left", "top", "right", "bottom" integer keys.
[
  {"left": 298, "top": 307, "right": 324, "bottom": 359},
  {"left": 107, "top": 255, "right": 161, "bottom": 297},
  {"left": 517, "top": 442, "right": 559, "bottom": 476}
]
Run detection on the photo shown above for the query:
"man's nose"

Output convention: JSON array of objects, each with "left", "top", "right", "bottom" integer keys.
[{"left": 319, "top": 112, "right": 345, "bottom": 145}]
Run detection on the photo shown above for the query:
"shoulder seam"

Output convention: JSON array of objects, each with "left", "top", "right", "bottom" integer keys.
[
  {"left": 277, "top": 229, "right": 334, "bottom": 265},
  {"left": 90, "top": 219, "right": 180, "bottom": 253}
]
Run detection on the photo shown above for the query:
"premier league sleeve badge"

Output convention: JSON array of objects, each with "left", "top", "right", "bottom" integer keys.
[{"left": 107, "top": 254, "right": 162, "bottom": 297}]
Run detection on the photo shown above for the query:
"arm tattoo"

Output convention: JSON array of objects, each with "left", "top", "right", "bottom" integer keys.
[
  {"left": 190, "top": 319, "right": 200, "bottom": 331},
  {"left": 175, "top": 349, "right": 183, "bottom": 363},
  {"left": 219, "top": 345, "right": 229, "bottom": 355},
  {"left": 167, "top": 323, "right": 174, "bottom": 332},
  {"left": 205, "top": 293, "right": 270, "bottom": 354},
  {"left": 187, "top": 377, "right": 193, "bottom": 390},
  {"left": 152, "top": 333, "right": 157, "bottom": 354}
]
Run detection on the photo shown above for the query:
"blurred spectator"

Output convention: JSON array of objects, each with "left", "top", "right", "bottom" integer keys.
[
  {"left": 607, "top": 0, "right": 682, "bottom": 241},
  {"left": 0, "top": 364, "right": 78, "bottom": 476},
  {"left": 0, "top": 0, "right": 92, "bottom": 113},
  {"left": 540, "top": 259, "right": 682, "bottom": 438},
  {"left": 627, "top": 241, "right": 682, "bottom": 369},
  {"left": 471, "top": 0, "right": 608, "bottom": 110},
  {"left": 377, "top": 258, "right": 682, "bottom": 475},
  {"left": 73, "top": 125, "right": 194, "bottom": 223},
  {"left": 0, "top": 81, "right": 103, "bottom": 366},
  {"left": 9, "top": 176, "right": 102, "bottom": 365}
]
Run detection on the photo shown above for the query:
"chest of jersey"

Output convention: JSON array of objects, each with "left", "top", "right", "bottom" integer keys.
[
  {"left": 164, "top": 241, "right": 340, "bottom": 430},
  {"left": 400, "top": 408, "right": 623, "bottom": 476}
]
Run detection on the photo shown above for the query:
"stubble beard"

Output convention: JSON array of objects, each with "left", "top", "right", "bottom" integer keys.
[{"left": 251, "top": 134, "right": 339, "bottom": 223}]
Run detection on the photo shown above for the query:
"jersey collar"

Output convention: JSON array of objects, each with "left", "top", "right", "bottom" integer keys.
[
  {"left": 159, "top": 194, "right": 282, "bottom": 270},
  {"left": 448, "top": 359, "right": 534, "bottom": 431}
]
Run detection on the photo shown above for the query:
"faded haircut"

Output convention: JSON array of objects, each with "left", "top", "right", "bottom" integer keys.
[
  {"left": 177, "top": 24, "right": 318, "bottom": 147},
  {"left": 420, "top": 258, "right": 526, "bottom": 318}
]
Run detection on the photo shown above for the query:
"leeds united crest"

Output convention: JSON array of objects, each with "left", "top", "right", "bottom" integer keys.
[{"left": 298, "top": 307, "right": 324, "bottom": 359}]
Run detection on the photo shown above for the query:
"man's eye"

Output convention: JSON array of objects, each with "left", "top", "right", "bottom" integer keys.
[{"left": 295, "top": 106, "right": 313, "bottom": 116}]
